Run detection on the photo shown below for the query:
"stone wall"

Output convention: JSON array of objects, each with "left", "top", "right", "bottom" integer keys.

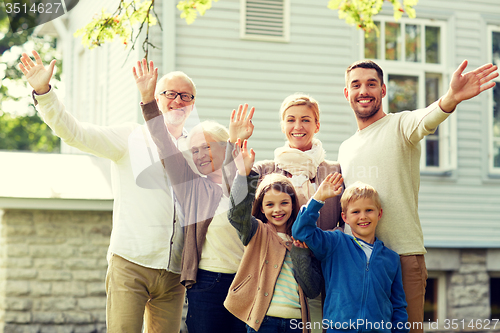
[
  {"left": 0, "top": 209, "right": 111, "bottom": 333},
  {"left": 447, "top": 249, "right": 491, "bottom": 321}
]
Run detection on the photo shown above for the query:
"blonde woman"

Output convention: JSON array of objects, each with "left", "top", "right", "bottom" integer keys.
[{"left": 249, "top": 93, "right": 343, "bottom": 333}]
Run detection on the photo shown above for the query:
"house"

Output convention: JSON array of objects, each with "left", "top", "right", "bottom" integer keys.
[{"left": 1, "top": 0, "right": 499, "bottom": 331}]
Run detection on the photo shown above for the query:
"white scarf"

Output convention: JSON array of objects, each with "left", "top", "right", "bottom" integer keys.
[{"left": 274, "top": 138, "right": 325, "bottom": 206}]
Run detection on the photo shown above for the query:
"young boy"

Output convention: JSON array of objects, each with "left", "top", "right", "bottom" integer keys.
[{"left": 292, "top": 172, "right": 409, "bottom": 333}]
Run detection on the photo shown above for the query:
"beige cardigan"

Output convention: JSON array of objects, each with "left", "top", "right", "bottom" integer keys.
[
  {"left": 224, "top": 173, "right": 310, "bottom": 333},
  {"left": 224, "top": 221, "right": 310, "bottom": 333}
]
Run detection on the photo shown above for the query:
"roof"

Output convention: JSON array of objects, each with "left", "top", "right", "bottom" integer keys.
[{"left": 0, "top": 151, "right": 113, "bottom": 211}]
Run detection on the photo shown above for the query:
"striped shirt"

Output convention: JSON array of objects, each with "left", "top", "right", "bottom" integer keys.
[{"left": 266, "top": 233, "right": 301, "bottom": 319}]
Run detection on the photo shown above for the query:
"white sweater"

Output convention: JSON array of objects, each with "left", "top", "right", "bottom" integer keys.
[
  {"left": 34, "top": 89, "right": 185, "bottom": 272},
  {"left": 338, "top": 102, "right": 451, "bottom": 255}
]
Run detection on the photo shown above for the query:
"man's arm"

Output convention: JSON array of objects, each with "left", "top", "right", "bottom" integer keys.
[
  {"left": 439, "top": 60, "right": 498, "bottom": 113},
  {"left": 18, "top": 51, "right": 130, "bottom": 161}
]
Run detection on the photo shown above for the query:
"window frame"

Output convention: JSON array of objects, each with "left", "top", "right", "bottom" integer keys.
[
  {"left": 487, "top": 25, "right": 500, "bottom": 175},
  {"left": 240, "top": 0, "right": 290, "bottom": 43},
  {"left": 424, "top": 271, "right": 447, "bottom": 330},
  {"left": 361, "top": 17, "right": 456, "bottom": 173}
]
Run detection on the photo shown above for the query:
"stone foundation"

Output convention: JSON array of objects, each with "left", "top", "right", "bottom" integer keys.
[{"left": 0, "top": 209, "right": 111, "bottom": 333}]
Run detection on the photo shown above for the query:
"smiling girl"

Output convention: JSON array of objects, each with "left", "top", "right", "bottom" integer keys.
[{"left": 224, "top": 139, "right": 312, "bottom": 333}]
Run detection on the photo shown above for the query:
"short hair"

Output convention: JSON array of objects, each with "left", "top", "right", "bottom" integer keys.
[
  {"left": 279, "top": 93, "right": 320, "bottom": 124},
  {"left": 340, "top": 181, "right": 382, "bottom": 213},
  {"left": 188, "top": 120, "right": 229, "bottom": 146},
  {"left": 252, "top": 174, "right": 300, "bottom": 236},
  {"left": 345, "top": 60, "right": 384, "bottom": 86},
  {"left": 155, "top": 71, "right": 197, "bottom": 96}
]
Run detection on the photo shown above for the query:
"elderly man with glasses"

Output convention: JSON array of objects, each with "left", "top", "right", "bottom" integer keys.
[{"left": 19, "top": 51, "right": 196, "bottom": 333}]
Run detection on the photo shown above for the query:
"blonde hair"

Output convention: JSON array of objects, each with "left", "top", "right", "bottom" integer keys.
[
  {"left": 155, "top": 71, "right": 197, "bottom": 96},
  {"left": 188, "top": 120, "right": 229, "bottom": 146},
  {"left": 279, "top": 93, "right": 320, "bottom": 124},
  {"left": 340, "top": 181, "right": 381, "bottom": 213}
]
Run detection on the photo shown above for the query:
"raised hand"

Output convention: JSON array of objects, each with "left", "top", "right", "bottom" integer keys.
[
  {"left": 440, "top": 60, "right": 498, "bottom": 112},
  {"left": 313, "top": 172, "right": 343, "bottom": 202},
  {"left": 229, "top": 104, "right": 255, "bottom": 144},
  {"left": 232, "top": 138, "right": 255, "bottom": 176},
  {"left": 19, "top": 50, "right": 56, "bottom": 95},
  {"left": 132, "top": 58, "right": 158, "bottom": 104}
]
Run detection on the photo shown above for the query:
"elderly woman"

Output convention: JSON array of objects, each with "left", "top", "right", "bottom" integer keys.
[{"left": 134, "top": 59, "right": 247, "bottom": 333}]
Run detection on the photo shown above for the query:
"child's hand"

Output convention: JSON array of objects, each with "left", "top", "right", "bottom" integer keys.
[
  {"left": 313, "top": 172, "right": 343, "bottom": 202},
  {"left": 232, "top": 138, "right": 255, "bottom": 176},
  {"left": 292, "top": 237, "right": 309, "bottom": 249}
]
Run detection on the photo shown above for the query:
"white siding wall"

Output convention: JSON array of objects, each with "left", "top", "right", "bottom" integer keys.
[{"left": 173, "top": 0, "right": 357, "bottom": 160}]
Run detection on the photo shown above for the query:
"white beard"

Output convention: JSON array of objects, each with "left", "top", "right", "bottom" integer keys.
[{"left": 164, "top": 110, "right": 186, "bottom": 126}]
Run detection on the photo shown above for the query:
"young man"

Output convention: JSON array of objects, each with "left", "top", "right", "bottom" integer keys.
[
  {"left": 337, "top": 59, "right": 498, "bottom": 333},
  {"left": 19, "top": 51, "right": 196, "bottom": 332},
  {"left": 292, "top": 174, "right": 409, "bottom": 333}
]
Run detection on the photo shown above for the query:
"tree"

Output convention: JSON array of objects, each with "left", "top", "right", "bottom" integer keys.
[
  {"left": 1, "top": 2, "right": 61, "bottom": 152},
  {"left": 0, "top": 112, "right": 60, "bottom": 152},
  {"left": 74, "top": 0, "right": 417, "bottom": 55}
]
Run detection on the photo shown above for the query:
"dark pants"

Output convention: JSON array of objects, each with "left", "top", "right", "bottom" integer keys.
[
  {"left": 246, "top": 316, "right": 302, "bottom": 333},
  {"left": 186, "top": 269, "right": 246, "bottom": 333}
]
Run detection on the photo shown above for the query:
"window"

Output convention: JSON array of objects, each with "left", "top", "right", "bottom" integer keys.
[
  {"left": 492, "top": 277, "right": 500, "bottom": 320},
  {"left": 488, "top": 26, "right": 500, "bottom": 174},
  {"left": 424, "top": 272, "right": 447, "bottom": 328},
  {"left": 240, "top": 0, "right": 290, "bottom": 42},
  {"left": 363, "top": 18, "right": 455, "bottom": 172}
]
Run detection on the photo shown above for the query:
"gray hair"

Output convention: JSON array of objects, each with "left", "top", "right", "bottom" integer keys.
[{"left": 155, "top": 71, "right": 197, "bottom": 96}]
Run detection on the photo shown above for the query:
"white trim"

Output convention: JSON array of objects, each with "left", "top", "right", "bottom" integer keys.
[
  {"left": 163, "top": 0, "right": 176, "bottom": 74},
  {"left": 0, "top": 198, "right": 113, "bottom": 211},
  {"left": 424, "top": 271, "right": 447, "bottom": 330},
  {"left": 487, "top": 26, "right": 500, "bottom": 175}
]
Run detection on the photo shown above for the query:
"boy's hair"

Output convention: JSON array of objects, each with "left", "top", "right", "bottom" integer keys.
[
  {"left": 252, "top": 174, "right": 300, "bottom": 236},
  {"left": 340, "top": 181, "right": 381, "bottom": 213},
  {"left": 345, "top": 60, "right": 384, "bottom": 86}
]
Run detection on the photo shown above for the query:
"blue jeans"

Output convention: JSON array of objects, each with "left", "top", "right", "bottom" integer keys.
[
  {"left": 186, "top": 269, "right": 246, "bottom": 333},
  {"left": 246, "top": 316, "right": 302, "bottom": 333}
]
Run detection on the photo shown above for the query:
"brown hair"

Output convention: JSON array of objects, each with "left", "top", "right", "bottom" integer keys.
[
  {"left": 340, "top": 181, "right": 382, "bottom": 213},
  {"left": 345, "top": 60, "right": 384, "bottom": 86},
  {"left": 252, "top": 174, "right": 300, "bottom": 236}
]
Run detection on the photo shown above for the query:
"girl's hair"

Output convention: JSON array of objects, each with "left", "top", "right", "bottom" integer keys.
[
  {"left": 279, "top": 93, "right": 320, "bottom": 124},
  {"left": 188, "top": 120, "right": 229, "bottom": 146},
  {"left": 251, "top": 174, "right": 300, "bottom": 235}
]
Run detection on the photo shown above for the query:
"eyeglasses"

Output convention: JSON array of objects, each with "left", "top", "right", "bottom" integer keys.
[{"left": 159, "top": 90, "right": 195, "bottom": 102}]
